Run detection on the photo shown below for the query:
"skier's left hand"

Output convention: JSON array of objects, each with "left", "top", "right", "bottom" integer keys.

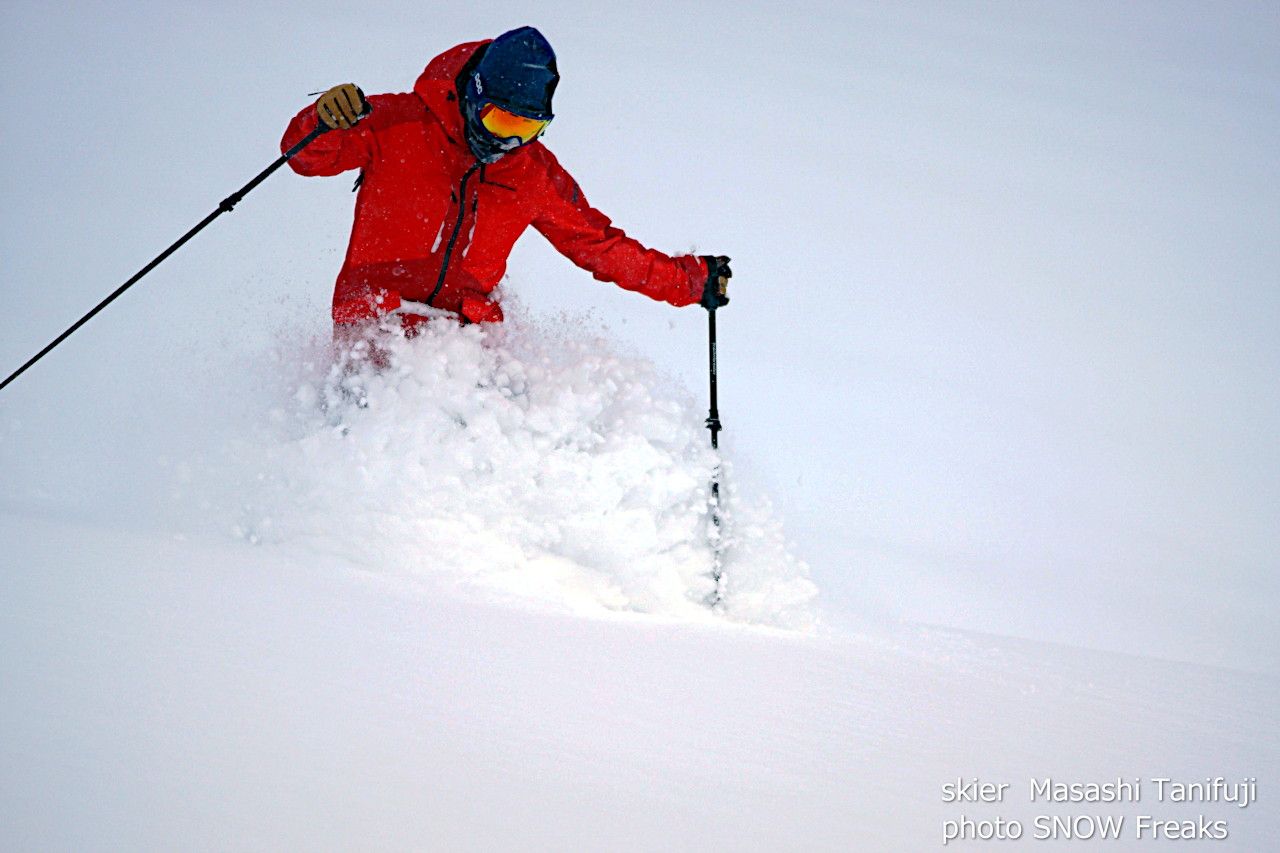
[{"left": 700, "top": 255, "right": 731, "bottom": 309}]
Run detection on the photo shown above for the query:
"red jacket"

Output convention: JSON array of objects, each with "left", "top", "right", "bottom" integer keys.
[{"left": 282, "top": 41, "right": 709, "bottom": 326}]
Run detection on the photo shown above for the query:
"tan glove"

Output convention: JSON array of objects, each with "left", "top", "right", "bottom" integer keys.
[{"left": 315, "top": 84, "right": 369, "bottom": 130}]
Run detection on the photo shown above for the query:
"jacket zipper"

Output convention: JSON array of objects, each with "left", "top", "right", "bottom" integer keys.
[{"left": 427, "top": 160, "right": 482, "bottom": 308}]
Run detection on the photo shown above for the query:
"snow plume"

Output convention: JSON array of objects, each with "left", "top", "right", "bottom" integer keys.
[{"left": 222, "top": 316, "right": 816, "bottom": 628}]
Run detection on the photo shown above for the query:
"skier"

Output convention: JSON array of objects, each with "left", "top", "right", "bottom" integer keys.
[{"left": 281, "top": 26, "right": 731, "bottom": 339}]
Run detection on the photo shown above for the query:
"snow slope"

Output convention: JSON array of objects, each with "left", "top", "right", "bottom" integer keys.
[{"left": 3, "top": 512, "right": 1276, "bottom": 851}]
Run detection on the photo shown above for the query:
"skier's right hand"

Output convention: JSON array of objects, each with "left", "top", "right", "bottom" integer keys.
[
  {"left": 316, "top": 84, "right": 370, "bottom": 130},
  {"left": 700, "top": 255, "right": 731, "bottom": 309}
]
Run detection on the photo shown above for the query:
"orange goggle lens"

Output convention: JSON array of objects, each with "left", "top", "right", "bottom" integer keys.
[{"left": 479, "top": 103, "right": 550, "bottom": 143}]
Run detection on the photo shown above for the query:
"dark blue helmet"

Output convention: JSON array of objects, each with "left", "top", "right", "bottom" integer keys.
[
  {"left": 461, "top": 27, "right": 558, "bottom": 162},
  {"left": 471, "top": 26, "right": 558, "bottom": 120}
]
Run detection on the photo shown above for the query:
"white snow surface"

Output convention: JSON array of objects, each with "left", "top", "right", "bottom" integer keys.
[
  {"left": 3, "top": 511, "right": 1277, "bottom": 851},
  {"left": 2, "top": 1, "right": 1280, "bottom": 850}
]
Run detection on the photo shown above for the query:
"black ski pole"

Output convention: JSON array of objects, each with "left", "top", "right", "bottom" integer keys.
[
  {"left": 706, "top": 305, "right": 722, "bottom": 452},
  {"left": 701, "top": 257, "right": 730, "bottom": 604},
  {"left": 0, "top": 122, "right": 331, "bottom": 393},
  {"left": 706, "top": 302, "right": 727, "bottom": 601}
]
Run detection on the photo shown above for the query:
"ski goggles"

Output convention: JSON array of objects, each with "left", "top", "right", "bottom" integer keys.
[{"left": 479, "top": 102, "right": 550, "bottom": 144}]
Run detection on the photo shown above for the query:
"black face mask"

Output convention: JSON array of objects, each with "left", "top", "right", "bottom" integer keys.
[{"left": 461, "top": 93, "right": 522, "bottom": 164}]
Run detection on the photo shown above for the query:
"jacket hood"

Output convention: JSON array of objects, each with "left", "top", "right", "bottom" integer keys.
[{"left": 412, "top": 40, "right": 490, "bottom": 143}]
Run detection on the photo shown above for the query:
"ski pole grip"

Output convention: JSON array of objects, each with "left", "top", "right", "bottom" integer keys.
[{"left": 700, "top": 255, "right": 731, "bottom": 310}]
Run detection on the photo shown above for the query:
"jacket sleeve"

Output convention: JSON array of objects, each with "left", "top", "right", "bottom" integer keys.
[
  {"left": 282, "top": 92, "right": 434, "bottom": 177},
  {"left": 530, "top": 149, "right": 708, "bottom": 307},
  {"left": 281, "top": 101, "right": 375, "bottom": 176}
]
